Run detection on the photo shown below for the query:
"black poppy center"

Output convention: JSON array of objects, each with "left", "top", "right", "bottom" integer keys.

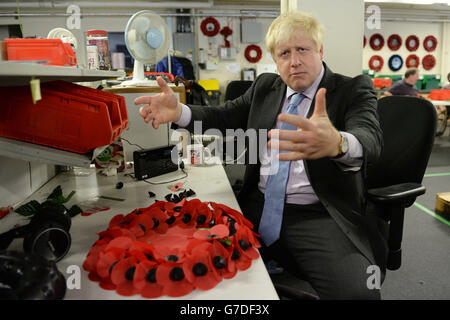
[
  {"left": 231, "top": 249, "right": 240, "bottom": 260},
  {"left": 213, "top": 256, "right": 226, "bottom": 269},
  {"left": 238, "top": 240, "right": 250, "bottom": 251},
  {"left": 145, "top": 254, "right": 153, "bottom": 261},
  {"left": 138, "top": 224, "right": 146, "bottom": 232},
  {"left": 182, "top": 213, "right": 191, "bottom": 223},
  {"left": 109, "top": 261, "right": 118, "bottom": 274},
  {"left": 165, "top": 255, "right": 179, "bottom": 262},
  {"left": 173, "top": 206, "right": 182, "bottom": 212},
  {"left": 152, "top": 218, "right": 159, "bottom": 229},
  {"left": 169, "top": 267, "right": 185, "bottom": 281},
  {"left": 207, "top": 234, "right": 218, "bottom": 239},
  {"left": 136, "top": 210, "right": 142, "bottom": 215},
  {"left": 125, "top": 266, "right": 136, "bottom": 281},
  {"left": 192, "top": 263, "right": 208, "bottom": 276},
  {"left": 165, "top": 216, "right": 175, "bottom": 225},
  {"left": 196, "top": 214, "right": 206, "bottom": 225},
  {"left": 145, "top": 268, "right": 157, "bottom": 283}
]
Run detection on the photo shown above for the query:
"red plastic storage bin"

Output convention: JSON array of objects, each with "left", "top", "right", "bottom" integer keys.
[
  {"left": 42, "top": 81, "right": 128, "bottom": 135},
  {"left": 4, "top": 38, "right": 77, "bottom": 66},
  {"left": 428, "top": 89, "right": 450, "bottom": 101},
  {"left": 372, "top": 78, "right": 392, "bottom": 89},
  {"left": 0, "top": 85, "right": 118, "bottom": 154}
]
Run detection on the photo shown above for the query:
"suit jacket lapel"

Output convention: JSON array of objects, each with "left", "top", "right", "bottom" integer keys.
[
  {"left": 257, "top": 77, "right": 287, "bottom": 130},
  {"left": 307, "top": 62, "right": 337, "bottom": 118}
]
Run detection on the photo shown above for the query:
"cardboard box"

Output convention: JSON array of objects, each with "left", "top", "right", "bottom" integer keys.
[{"left": 435, "top": 192, "right": 450, "bottom": 214}]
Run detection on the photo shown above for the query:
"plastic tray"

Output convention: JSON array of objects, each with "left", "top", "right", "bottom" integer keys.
[
  {"left": 4, "top": 38, "right": 77, "bottom": 66},
  {"left": 0, "top": 85, "right": 117, "bottom": 154}
]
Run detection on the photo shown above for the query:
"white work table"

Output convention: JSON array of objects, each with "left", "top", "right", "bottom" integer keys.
[{"left": 15, "top": 163, "right": 278, "bottom": 300}]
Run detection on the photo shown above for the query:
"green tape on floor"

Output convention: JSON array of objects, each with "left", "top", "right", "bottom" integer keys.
[
  {"left": 413, "top": 202, "right": 450, "bottom": 227},
  {"left": 423, "top": 172, "right": 450, "bottom": 177}
]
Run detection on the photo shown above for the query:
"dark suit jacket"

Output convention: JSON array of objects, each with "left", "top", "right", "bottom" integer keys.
[{"left": 180, "top": 63, "right": 387, "bottom": 272}]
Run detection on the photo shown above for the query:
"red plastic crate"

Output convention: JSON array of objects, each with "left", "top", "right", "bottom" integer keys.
[
  {"left": 0, "top": 85, "right": 117, "bottom": 154},
  {"left": 42, "top": 81, "right": 128, "bottom": 137},
  {"left": 4, "top": 38, "right": 77, "bottom": 66},
  {"left": 428, "top": 89, "right": 450, "bottom": 101},
  {"left": 372, "top": 78, "right": 392, "bottom": 89}
]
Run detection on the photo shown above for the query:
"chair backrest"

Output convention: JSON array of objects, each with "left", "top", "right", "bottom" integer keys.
[
  {"left": 367, "top": 96, "right": 437, "bottom": 189},
  {"left": 224, "top": 80, "right": 253, "bottom": 101}
]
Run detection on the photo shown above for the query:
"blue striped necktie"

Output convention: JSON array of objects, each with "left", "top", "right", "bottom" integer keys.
[{"left": 258, "top": 93, "right": 305, "bottom": 246}]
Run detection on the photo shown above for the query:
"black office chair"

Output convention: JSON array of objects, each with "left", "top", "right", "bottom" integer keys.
[
  {"left": 272, "top": 95, "right": 437, "bottom": 299},
  {"left": 365, "top": 96, "right": 437, "bottom": 271},
  {"left": 223, "top": 80, "right": 254, "bottom": 194},
  {"left": 224, "top": 80, "right": 253, "bottom": 101}
]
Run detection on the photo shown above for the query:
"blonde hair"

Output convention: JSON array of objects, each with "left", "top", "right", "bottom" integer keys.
[{"left": 265, "top": 10, "right": 324, "bottom": 60}]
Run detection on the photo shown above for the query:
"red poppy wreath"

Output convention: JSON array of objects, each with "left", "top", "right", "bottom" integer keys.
[{"left": 83, "top": 198, "right": 261, "bottom": 298}]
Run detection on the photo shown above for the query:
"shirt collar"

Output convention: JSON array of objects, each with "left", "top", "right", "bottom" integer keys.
[{"left": 286, "top": 65, "right": 325, "bottom": 101}]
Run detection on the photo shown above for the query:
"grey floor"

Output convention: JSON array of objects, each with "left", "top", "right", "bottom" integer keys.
[{"left": 223, "top": 127, "right": 450, "bottom": 300}]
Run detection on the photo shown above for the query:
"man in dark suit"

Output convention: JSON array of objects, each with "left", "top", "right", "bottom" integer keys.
[{"left": 135, "top": 10, "right": 386, "bottom": 299}]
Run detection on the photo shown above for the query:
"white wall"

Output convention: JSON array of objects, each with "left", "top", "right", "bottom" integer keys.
[
  {"left": 294, "top": 0, "right": 365, "bottom": 78},
  {"left": 195, "top": 11, "right": 276, "bottom": 102}
]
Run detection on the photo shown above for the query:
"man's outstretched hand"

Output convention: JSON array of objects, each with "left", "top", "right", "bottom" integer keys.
[
  {"left": 134, "top": 76, "right": 182, "bottom": 129},
  {"left": 268, "top": 88, "right": 342, "bottom": 161}
]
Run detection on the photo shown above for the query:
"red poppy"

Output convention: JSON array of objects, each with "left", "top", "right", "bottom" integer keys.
[
  {"left": 183, "top": 249, "right": 220, "bottom": 290},
  {"left": 156, "top": 263, "right": 195, "bottom": 297},
  {"left": 153, "top": 246, "right": 186, "bottom": 264},
  {"left": 143, "top": 206, "right": 170, "bottom": 234},
  {"left": 210, "top": 241, "right": 235, "bottom": 280},
  {"left": 133, "top": 260, "right": 163, "bottom": 298},
  {"left": 127, "top": 213, "right": 153, "bottom": 238},
  {"left": 110, "top": 256, "right": 139, "bottom": 296},
  {"left": 83, "top": 239, "right": 107, "bottom": 273},
  {"left": 193, "top": 224, "right": 229, "bottom": 241},
  {"left": 234, "top": 225, "right": 260, "bottom": 260},
  {"left": 173, "top": 199, "right": 202, "bottom": 228},
  {"left": 99, "top": 227, "right": 136, "bottom": 243},
  {"left": 170, "top": 182, "right": 184, "bottom": 192},
  {"left": 128, "top": 241, "right": 156, "bottom": 262},
  {"left": 96, "top": 247, "right": 127, "bottom": 278},
  {"left": 105, "top": 236, "right": 134, "bottom": 252},
  {"left": 227, "top": 241, "right": 252, "bottom": 273}
]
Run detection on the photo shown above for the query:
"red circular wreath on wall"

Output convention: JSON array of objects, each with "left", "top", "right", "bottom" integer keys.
[
  {"left": 406, "top": 54, "right": 420, "bottom": 68},
  {"left": 422, "top": 54, "right": 436, "bottom": 70},
  {"left": 201, "top": 17, "right": 220, "bottom": 37},
  {"left": 244, "top": 45, "right": 262, "bottom": 63},
  {"left": 369, "top": 34, "right": 384, "bottom": 51},
  {"left": 387, "top": 34, "right": 402, "bottom": 51},
  {"left": 405, "top": 35, "right": 420, "bottom": 51},
  {"left": 369, "top": 55, "right": 384, "bottom": 72},
  {"left": 423, "top": 35, "right": 437, "bottom": 52}
]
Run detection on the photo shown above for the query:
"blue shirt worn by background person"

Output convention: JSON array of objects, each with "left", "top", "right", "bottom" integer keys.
[{"left": 156, "top": 56, "right": 184, "bottom": 78}]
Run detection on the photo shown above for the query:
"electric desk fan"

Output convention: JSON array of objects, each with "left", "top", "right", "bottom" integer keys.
[{"left": 120, "top": 10, "right": 170, "bottom": 86}]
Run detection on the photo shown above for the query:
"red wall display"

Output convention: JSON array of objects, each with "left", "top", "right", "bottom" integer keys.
[
  {"left": 405, "top": 35, "right": 420, "bottom": 51},
  {"left": 369, "top": 55, "right": 384, "bottom": 72},
  {"left": 406, "top": 54, "right": 420, "bottom": 68},
  {"left": 201, "top": 17, "right": 220, "bottom": 37},
  {"left": 422, "top": 54, "right": 436, "bottom": 70},
  {"left": 369, "top": 34, "right": 384, "bottom": 51},
  {"left": 387, "top": 34, "right": 402, "bottom": 51},
  {"left": 244, "top": 45, "right": 262, "bottom": 63},
  {"left": 423, "top": 35, "right": 438, "bottom": 52}
]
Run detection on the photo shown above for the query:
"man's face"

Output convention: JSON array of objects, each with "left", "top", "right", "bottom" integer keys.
[{"left": 274, "top": 31, "right": 323, "bottom": 92}]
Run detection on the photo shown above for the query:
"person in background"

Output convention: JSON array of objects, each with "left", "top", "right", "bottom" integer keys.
[
  {"left": 443, "top": 72, "right": 450, "bottom": 90},
  {"left": 384, "top": 68, "right": 420, "bottom": 97},
  {"left": 134, "top": 10, "right": 385, "bottom": 300}
]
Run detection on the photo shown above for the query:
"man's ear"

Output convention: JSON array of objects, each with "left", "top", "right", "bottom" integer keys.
[{"left": 319, "top": 45, "right": 324, "bottom": 60}]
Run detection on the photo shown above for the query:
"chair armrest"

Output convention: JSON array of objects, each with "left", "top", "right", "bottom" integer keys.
[{"left": 367, "top": 182, "right": 425, "bottom": 203}]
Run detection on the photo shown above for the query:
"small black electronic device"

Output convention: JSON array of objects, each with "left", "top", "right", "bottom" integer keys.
[{"left": 133, "top": 145, "right": 179, "bottom": 180}]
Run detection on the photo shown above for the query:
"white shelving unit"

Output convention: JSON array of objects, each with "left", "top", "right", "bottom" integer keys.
[{"left": 0, "top": 61, "right": 125, "bottom": 167}]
